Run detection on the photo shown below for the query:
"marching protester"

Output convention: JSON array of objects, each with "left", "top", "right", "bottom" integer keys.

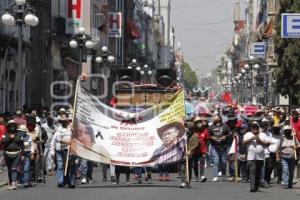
[
  {"left": 114, "top": 165, "right": 130, "bottom": 185},
  {"left": 192, "top": 116, "right": 209, "bottom": 182},
  {"left": 13, "top": 111, "right": 26, "bottom": 127},
  {"left": 243, "top": 122, "right": 271, "bottom": 192},
  {"left": 180, "top": 119, "right": 199, "bottom": 188},
  {"left": 41, "top": 116, "right": 57, "bottom": 175},
  {"left": 276, "top": 125, "right": 300, "bottom": 189},
  {"left": 2, "top": 122, "right": 23, "bottom": 190},
  {"left": 238, "top": 123, "right": 249, "bottom": 183},
  {"left": 26, "top": 115, "right": 44, "bottom": 183},
  {"left": 208, "top": 114, "right": 232, "bottom": 182},
  {"left": 261, "top": 118, "right": 280, "bottom": 188},
  {"left": 50, "top": 114, "right": 75, "bottom": 188},
  {"left": 19, "top": 124, "right": 34, "bottom": 188},
  {"left": 0, "top": 116, "right": 6, "bottom": 172}
]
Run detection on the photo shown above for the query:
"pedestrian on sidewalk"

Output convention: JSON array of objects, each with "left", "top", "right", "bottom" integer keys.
[
  {"left": 2, "top": 122, "right": 23, "bottom": 190},
  {"left": 243, "top": 122, "right": 271, "bottom": 192}
]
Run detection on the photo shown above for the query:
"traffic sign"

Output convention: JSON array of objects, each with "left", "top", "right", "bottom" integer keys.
[
  {"left": 249, "top": 42, "right": 266, "bottom": 58},
  {"left": 281, "top": 13, "right": 300, "bottom": 38}
]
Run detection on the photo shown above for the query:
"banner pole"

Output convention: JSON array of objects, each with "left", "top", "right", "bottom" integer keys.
[
  {"left": 64, "top": 79, "right": 80, "bottom": 176},
  {"left": 234, "top": 134, "right": 239, "bottom": 183},
  {"left": 185, "top": 143, "right": 190, "bottom": 186}
]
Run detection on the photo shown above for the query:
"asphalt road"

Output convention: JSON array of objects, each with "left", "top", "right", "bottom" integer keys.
[{"left": 1, "top": 168, "right": 300, "bottom": 200}]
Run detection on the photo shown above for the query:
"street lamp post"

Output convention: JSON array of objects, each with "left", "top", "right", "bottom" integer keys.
[
  {"left": 2, "top": 0, "right": 39, "bottom": 109},
  {"left": 69, "top": 27, "right": 95, "bottom": 76},
  {"left": 95, "top": 46, "right": 115, "bottom": 77},
  {"left": 95, "top": 46, "right": 115, "bottom": 102},
  {"left": 244, "top": 56, "right": 260, "bottom": 104}
]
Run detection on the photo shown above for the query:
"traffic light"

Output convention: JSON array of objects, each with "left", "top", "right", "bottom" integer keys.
[
  {"left": 117, "top": 69, "right": 140, "bottom": 84},
  {"left": 156, "top": 68, "right": 176, "bottom": 88}
]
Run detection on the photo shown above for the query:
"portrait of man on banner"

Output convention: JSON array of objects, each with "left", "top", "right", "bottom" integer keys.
[
  {"left": 70, "top": 120, "right": 111, "bottom": 163},
  {"left": 150, "top": 121, "right": 186, "bottom": 165}
]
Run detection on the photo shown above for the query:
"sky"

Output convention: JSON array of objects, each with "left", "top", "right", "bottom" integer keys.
[{"left": 171, "top": 0, "right": 245, "bottom": 77}]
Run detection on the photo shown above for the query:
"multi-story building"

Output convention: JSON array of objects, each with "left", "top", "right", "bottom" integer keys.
[{"left": 0, "top": 0, "right": 175, "bottom": 112}]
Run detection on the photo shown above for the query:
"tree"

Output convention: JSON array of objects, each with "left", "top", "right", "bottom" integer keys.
[
  {"left": 273, "top": 0, "right": 300, "bottom": 105},
  {"left": 182, "top": 61, "right": 199, "bottom": 90}
]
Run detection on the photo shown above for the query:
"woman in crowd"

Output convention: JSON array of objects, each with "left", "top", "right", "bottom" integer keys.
[
  {"left": 2, "top": 122, "right": 23, "bottom": 190},
  {"left": 277, "top": 125, "right": 300, "bottom": 189}
]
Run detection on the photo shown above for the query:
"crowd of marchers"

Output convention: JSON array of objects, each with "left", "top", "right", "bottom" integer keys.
[{"left": 0, "top": 105, "right": 300, "bottom": 192}]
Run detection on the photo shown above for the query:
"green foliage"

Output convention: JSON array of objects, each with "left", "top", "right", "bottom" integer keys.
[
  {"left": 273, "top": 0, "right": 300, "bottom": 104},
  {"left": 182, "top": 61, "right": 199, "bottom": 90}
]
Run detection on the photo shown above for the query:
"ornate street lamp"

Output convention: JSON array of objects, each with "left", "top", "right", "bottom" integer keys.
[
  {"left": 69, "top": 27, "right": 95, "bottom": 76},
  {"left": 1, "top": 0, "right": 39, "bottom": 109}
]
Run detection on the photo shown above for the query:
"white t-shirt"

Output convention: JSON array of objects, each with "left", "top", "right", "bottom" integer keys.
[
  {"left": 263, "top": 131, "right": 280, "bottom": 157},
  {"left": 244, "top": 131, "right": 271, "bottom": 161}
]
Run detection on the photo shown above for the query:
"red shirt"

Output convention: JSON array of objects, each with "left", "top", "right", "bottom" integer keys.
[
  {"left": 195, "top": 128, "right": 209, "bottom": 154},
  {"left": 291, "top": 118, "right": 300, "bottom": 141},
  {"left": 0, "top": 124, "right": 6, "bottom": 148}
]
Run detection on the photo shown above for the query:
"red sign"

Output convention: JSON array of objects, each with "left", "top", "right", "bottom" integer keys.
[
  {"left": 68, "top": 0, "right": 81, "bottom": 18},
  {"left": 244, "top": 105, "right": 257, "bottom": 116}
]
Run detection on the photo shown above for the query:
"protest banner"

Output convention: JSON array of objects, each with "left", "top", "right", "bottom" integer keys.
[{"left": 70, "top": 82, "right": 186, "bottom": 166}]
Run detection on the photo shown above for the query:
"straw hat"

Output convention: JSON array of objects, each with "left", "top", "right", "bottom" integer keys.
[{"left": 18, "top": 124, "right": 28, "bottom": 132}]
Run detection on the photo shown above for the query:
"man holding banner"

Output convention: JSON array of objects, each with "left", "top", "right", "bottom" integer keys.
[{"left": 50, "top": 114, "right": 76, "bottom": 188}]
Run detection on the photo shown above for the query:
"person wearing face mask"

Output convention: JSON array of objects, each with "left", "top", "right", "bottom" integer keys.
[
  {"left": 26, "top": 115, "right": 44, "bottom": 183},
  {"left": 192, "top": 116, "right": 209, "bottom": 182},
  {"left": 41, "top": 116, "right": 57, "bottom": 175},
  {"left": 271, "top": 124, "right": 283, "bottom": 185},
  {"left": 2, "top": 122, "right": 24, "bottom": 190},
  {"left": 276, "top": 125, "right": 300, "bottom": 189},
  {"left": 180, "top": 120, "right": 199, "bottom": 188},
  {"left": 261, "top": 118, "right": 280, "bottom": 188},
  {"left": 208, "top": 114, "right": 232, "bottom": 182},
  {"left": 50, "top": 114, "right": 75, "bottom": 188},
  {"left": 243, "top": 122, "right": 271, "bottom": 192}
]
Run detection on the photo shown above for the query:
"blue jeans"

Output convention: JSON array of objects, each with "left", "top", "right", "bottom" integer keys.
[
  {"left": 56, "top": 150, "right": 76, "bottom": 186},
  {"left": 55, "top": 150, "right": 67, "bottom": 184},
  {"left": 281, "top": 157, "right": 296, "bottom": 187},
  {"left": 22, "top": 151, "right": 31, "bottom": 185},
  {"left": 211, "top": 146, "right": 228, "bottom": 177},
  {"left": 5, "top": 153, "right": 20, "bottom": 185}
]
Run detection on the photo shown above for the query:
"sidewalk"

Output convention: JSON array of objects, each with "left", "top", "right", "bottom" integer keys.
[{"left": 0, "top": 169, "right": 8, "bottom": 188}]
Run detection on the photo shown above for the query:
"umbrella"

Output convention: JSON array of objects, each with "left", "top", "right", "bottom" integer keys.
[{"left": 193, "top": 101, "right": 213, "bottom": 116}]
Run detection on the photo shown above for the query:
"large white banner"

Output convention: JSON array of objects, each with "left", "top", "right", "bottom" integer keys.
[
  {"left": 66, "top": 0, "right": 83, "bottom": 34},
  {"left": 70, "top": 83, "right": 186, "bottom": 166}
]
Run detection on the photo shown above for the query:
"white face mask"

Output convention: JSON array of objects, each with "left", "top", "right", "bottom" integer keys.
[{"left": 196, "top": 123, "right": 202, "bottom": 128}]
